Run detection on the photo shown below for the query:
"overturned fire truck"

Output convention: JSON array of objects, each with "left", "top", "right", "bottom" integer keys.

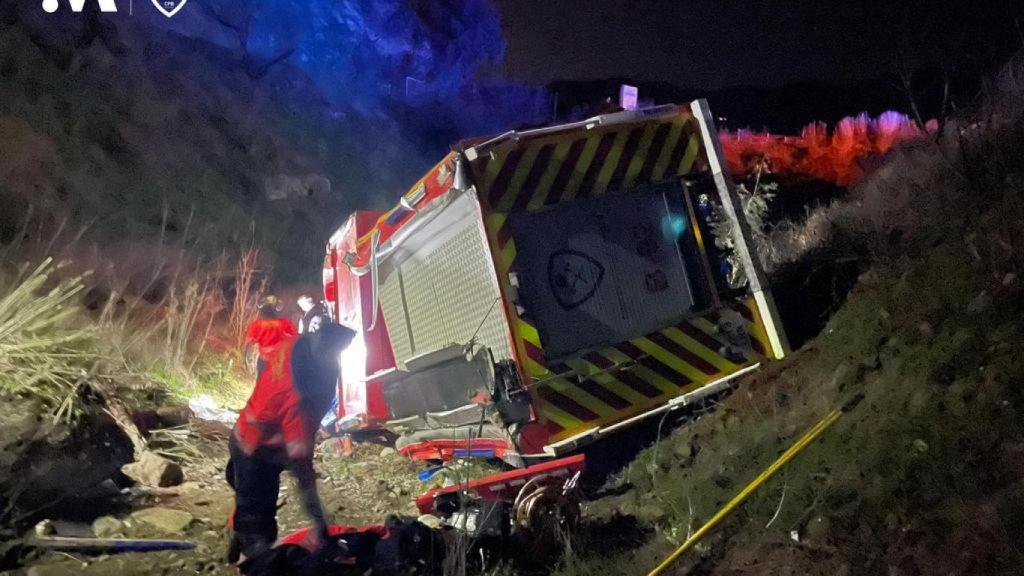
[{"left": 323, "top": 100, "right": 789, "bottom": 469}]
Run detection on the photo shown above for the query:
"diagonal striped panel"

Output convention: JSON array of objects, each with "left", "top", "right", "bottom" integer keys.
[
  {"left": 678, "top": 131, "right": 702, "bottom": 175},
  {"left": 486, "top": 148, "right": 525, "bottom": 207},
  {"left": 573, "top": 131, "right": 619, "bottom": 201},
  {"left": 495, "top": 145, "right": 543, "bottom": 212},
  {"left": 510, "top": 143, "right": 557, "bottom": 213},
  {"left": 473, "top": 115, "right": 705, "bottom": 215},
  {"left": 470, "top": 108, "right": 773, "bottom": 444},
  {"left": 544, "top": 138, "right": 588, "bottom": 207},
  {"left": 564, "top": 358, "right": 648, "bottom": 406},
  {"left": 587, "top": 129, "right": 632, "bottom": 198},
  {"left": 636, "top": 122, "right": 674, "bottom": 185},
  {"left": 521, "top": 297, "right": 771, "bottom": 442},
  {"left": 619, "top": 122, "right": 663, "bottom": 190},
  {"left": 606, "top": 127, "right": 647, "bottom": 193},
  {"left": 527, "top": 140, "right": 576, "bottom": 210},
  {"left": 651, "top": 121, "right": 685, "bottom": 181}
]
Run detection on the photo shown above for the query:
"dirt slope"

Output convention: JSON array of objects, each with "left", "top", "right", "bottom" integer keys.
[
  {"left": 16, "top": 436, "right": 424, "bottom": 576},
  {"left": 563, "top": 66, "right": 1024, "bottom": 576}
]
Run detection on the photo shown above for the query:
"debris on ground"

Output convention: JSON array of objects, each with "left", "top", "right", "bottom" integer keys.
[
  {"left": 27, "top": 536, "right": 196, "bottom": 554},
  {"left": 131, "top": 508, "right": 195, "bottom": 533},
  {"left": 91, "top": 516, "right": 125, "bottom": 538},
  {"left": 187, "top": 395, "right": 239, "bottom": 425},
  {"left": 122, "top": 451, "right": 185, "bottom": 488}
]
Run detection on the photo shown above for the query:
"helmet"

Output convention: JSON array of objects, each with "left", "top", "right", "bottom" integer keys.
[{"left": 258, "top": 295, "right": 282, "bottom": 318}]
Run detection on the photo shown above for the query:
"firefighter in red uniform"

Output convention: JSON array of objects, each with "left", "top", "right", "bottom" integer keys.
[{"left": 227, "top": 297, "right": 355, "bottom": 570}]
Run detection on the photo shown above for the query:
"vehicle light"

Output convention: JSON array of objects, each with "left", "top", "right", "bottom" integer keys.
[
  {"left": 339, "top": 334, "right": 367, "bottom": 385},
  {"left": 662, "top": 213, "right": 688, "bottom": 239}
]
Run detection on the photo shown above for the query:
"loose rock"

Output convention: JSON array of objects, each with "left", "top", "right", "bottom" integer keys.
[
  {"left": 122, "top": 451, "right": 184, "bottom": 488},
  {"left": 34, "top": 519, "right": 56, "bottom": 536},
  {"left": 92, "top": 516, "right": 124, "bottom": 538},
  {"left": 156, "top": 405, "right": 191, "bottom": 427},
  {"left": 132, "top": 507, "right": 194, "bottom": 532}
]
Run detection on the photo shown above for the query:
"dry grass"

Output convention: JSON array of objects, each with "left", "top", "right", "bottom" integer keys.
[
  {"left": 0, "top": 258, "right": 96, "bottom": 422},
  {"left": 0, "top": 204, "right": 274, "bottom": 421},
  {"left": 762, "top": 52, "right": 1024, "bottom": 276}
]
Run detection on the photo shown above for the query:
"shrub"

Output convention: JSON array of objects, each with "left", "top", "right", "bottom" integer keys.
[{"left": 0, "top": 258, "right": 95, "bottom": 422}]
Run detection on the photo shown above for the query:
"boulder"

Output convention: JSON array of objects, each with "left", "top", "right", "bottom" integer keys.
[
  {"left": 132, "top": 508, "right": 194, "bottom": 533},
  {"left": 34, "top": 519, "right": 56, "bottom": 536},
  {"left": 155, "top": 405, "right": 191, "bottom": 427},
  {"left": 302, "top": 174, "right": 332, "bottom": 197},
  {"left": 264, "top": 174, "right": 304, "bottom": 200},
  {"left": 92, "top": 516, "right": 125, "bottom": 538},
  {"left": 122, "top": 451, "right": 183, "bottom": 488},
  {"left": 263, "top": 173, "right": 332, "bottom": 200}
]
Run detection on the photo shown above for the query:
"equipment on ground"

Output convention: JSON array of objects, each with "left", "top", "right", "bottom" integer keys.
[{"left": 26, "top": 535, "right": 196, "bottom": 554}]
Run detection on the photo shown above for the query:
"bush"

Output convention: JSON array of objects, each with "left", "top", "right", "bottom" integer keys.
[{"left": 0, "top": 258, "right": 96, "bottom": 422}]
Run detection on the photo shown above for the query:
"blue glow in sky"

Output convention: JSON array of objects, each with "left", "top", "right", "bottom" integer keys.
[{"left": 236, "top": 0, "right": 549, "bottom": 140}]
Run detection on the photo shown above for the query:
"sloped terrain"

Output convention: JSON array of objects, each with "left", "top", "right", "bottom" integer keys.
[
  {"left": 0, "top": 8, "right": 428, "bottom": 284},
  {"left": 10, "top": 434, "right": 425, "bottom": 576},
  {"left": 560, "top": 60, "right": 1024, "bottom": 576}
]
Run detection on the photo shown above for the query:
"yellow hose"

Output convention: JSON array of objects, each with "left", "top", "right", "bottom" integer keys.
[{"left": 646, "top": 408, "right": 843, "bottom": 576}]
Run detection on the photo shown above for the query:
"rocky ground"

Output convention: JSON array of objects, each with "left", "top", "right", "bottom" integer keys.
[{"left": 7, "top": 424, "right": 425, "bottom": 576}]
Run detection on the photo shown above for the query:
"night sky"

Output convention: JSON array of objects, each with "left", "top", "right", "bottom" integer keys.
[{"left": 493, "top": 0, "right": 1024, "bottom": 90}]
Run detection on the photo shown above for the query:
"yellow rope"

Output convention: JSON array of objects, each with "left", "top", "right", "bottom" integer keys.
[{"left": 646, "top": 408, "right": 843, "bottom": 576}]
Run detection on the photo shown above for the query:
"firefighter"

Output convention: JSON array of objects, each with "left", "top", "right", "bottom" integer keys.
[
  {"left": 297, "top": 295, "right": 330, "bottom": 334},
  {"left": 227, "top": 311, "right": 356, "bottom": 570},
  {"left": 247, "top": 295, "right": 287, "bottom": 377}
]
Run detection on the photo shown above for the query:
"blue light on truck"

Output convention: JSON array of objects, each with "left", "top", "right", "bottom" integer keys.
[{"left": 662, "top": 213, "right": 689, "bottom": 239}]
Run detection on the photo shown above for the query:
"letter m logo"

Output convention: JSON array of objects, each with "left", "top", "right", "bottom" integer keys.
[{"left": 42, "top": 0, "right": 118, "bottom": 12}]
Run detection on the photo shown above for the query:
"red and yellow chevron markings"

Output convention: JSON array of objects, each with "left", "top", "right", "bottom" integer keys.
[
  {"left": 472, "top": 112, "right": 706, "bottom": 214},
  {"left": 527, "top": 299, "right": 770, "bottom": 442},
  {"left": 470, "top": 107, "right": 770, "bottom": 442}
]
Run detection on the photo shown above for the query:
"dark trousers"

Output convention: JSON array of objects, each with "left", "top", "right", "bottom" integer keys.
[{"left": 226, "top": 436, "right": 285, "bottom": 562}]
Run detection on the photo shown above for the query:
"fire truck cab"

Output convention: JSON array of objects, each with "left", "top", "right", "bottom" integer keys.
[{"left": 323, "top": 100, "right": 788, "bottom": 463}]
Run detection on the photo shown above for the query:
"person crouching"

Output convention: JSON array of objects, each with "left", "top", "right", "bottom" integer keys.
[{"left": 226, "top": 320, "right": 356, "bottom": 570}]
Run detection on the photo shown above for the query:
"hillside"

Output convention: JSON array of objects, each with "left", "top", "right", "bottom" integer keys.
[
  {"left": 560, "top": 56, "right": 1024, "bottom": 576},
  {"left": 0, "top": 7, "right": 429, "bottom": 284},
  {"left": 3, "top": 6, "right": 1024, "bottom": 576}
]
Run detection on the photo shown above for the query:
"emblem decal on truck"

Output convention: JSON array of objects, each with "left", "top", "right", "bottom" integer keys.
[{"left": 547, "top": 250, "right": 605, "bottom": 310}]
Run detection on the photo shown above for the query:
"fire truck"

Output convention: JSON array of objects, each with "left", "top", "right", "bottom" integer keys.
[{"left": 322, "top": 100, "right": 789, "bottom": 472}]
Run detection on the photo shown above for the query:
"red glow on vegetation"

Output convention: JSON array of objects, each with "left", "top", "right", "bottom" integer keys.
[{"left": 721, "top": 112, "right": 935, "bottom": 186}]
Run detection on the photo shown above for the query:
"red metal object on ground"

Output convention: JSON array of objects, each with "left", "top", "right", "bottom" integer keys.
[
  {"left": 397, "top": 438, "right": 513, "bottom": 462},
  {"left": 415, "top": 454, "right": 586, "bottom": 515},
  {"left": 277, "top": 524, "right": 389, "bottom": 551}
]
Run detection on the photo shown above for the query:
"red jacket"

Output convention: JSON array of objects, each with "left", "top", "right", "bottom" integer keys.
[{"left": 235, "top": 318, "right": 313, "bottom": 458}]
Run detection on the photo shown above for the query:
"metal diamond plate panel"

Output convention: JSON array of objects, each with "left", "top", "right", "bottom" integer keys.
[{"left": 379, "top": 214, "right": 513, "bottom": 366}]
